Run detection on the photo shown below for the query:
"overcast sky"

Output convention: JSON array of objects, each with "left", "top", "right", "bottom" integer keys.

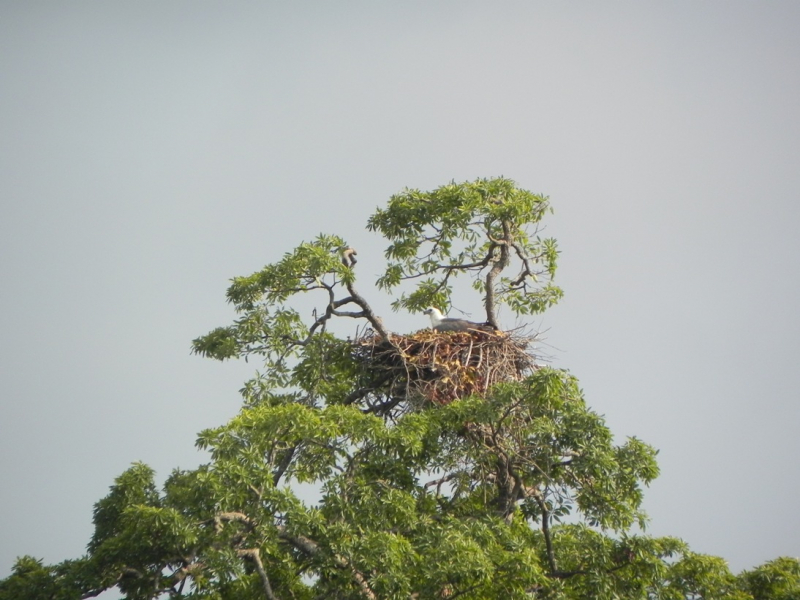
[{"left": 1, "top": 1, "right": 799, "bottom": 582}]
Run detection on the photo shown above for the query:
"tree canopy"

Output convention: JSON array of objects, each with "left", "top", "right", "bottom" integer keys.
[{"left": 2, "top": 177, "right": 797, "bottom": 600}]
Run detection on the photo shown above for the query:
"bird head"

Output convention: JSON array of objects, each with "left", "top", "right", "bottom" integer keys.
[{"left": 423, "top": 307, "right": 444, "bottom": 321}]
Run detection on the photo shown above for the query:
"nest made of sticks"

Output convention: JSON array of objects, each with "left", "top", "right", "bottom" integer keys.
[{"left": 352, "top": 328, "right": 538, "bottom": 407}]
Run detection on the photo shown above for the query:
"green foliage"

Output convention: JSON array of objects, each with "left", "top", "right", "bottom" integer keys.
[
  {"left": 0, "top": 556, "right": 82, "bottom": 600},
  {"left": 191, "top": 234, "right": 363, "bottom": 403},
  {"left": 3, "top": 178, "right": 792, "bottom": 599},
  {"left": 738, "top": 558, "right": 800, "bottom": 600},
  {"left": 367, "top": 177, "right": 563, "bottom": 319},
  {"left": 225, "top": 234, "right": 354, "bottom": 311},
  {"left": 89, "top": 462, "right": 161, "bottom": 553}
]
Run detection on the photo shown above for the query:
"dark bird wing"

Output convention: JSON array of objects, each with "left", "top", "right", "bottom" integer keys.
[{"left": 435, "top": 318, "right": 483, "bottom": 332}]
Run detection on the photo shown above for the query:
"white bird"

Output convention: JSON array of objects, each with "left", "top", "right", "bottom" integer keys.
[{"left": 423, "top": 307, "right": 491, "bottom": 332}]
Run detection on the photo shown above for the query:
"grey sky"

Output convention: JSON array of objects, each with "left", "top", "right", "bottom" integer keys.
[{"left": 1, "top": 1, "right": 798, "bottom": 580}]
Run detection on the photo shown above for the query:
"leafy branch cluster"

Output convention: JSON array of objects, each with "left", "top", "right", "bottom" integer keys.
[
  {"left": 368, "top": 177, "right": 562, "bottom": 328},
  {"left": 191, "top": 234, "right": 383, "bottom": 406}
]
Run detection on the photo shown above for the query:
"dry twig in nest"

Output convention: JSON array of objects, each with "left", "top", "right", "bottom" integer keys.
[{"left": 352, "top": 329, "right": 538, "bottom": 407}]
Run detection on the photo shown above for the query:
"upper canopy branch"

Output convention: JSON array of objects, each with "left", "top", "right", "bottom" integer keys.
[
  {"left": 193, "top": 235, "right": 392, "bottom": 367},
  {"left": 367, "top": 177, "right": 562, "bottom": 326},
  {"left": 395, "top": 252, "right": 495, "bottom": 281}
]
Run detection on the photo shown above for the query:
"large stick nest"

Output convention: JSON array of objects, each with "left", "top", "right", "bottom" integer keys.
[{"left": 352, "top": 329, "right": 539, "bottom": 407}]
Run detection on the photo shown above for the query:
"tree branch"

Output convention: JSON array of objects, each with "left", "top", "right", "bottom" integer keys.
[
  {"left": 395, "top": 255, "right": 494, "bottom": 281},
  {"left": 532, "top": 489, "right": 558, "bottom": 575},
  {"left": 215, "top": 511, "right": 257, "bottom": 532},
  {"left": 484, "top": 221, "right": 512, "bottom": 328},
  {"left": 345, "top": 281, "right": 391, "bottom": 341},
  {"left": 238, "top": 548, "right": 280, "bottom": 600},
  {"left": 276, "top": 527, "right": 377, "bottom": 600},
  {"left": 272, "top": 445, "right": 297, "bottom": 487}
]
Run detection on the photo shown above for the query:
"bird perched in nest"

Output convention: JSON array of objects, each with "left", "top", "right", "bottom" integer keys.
[{"left": 423, "top": 307, "right": 495, "bottom": 332}]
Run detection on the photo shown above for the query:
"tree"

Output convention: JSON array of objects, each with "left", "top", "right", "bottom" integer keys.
[{"left": 2, "top": 177, "right": 797, "bottom": 599}]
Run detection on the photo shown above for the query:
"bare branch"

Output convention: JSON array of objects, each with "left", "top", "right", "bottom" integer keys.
[
  {"left": 215, "top": 511, "right": 257, "bottom": 531},
  {"left": 424, "top": 472, "right": 463, "bottom": 497},
  {"left": 276, "top": 527, "right": 377, "bottom": 600},
  {"left": 484, "top": 222, "right": 512, "bottom": 328},
  {"left": 532, "top": 489, "right": 558, "bottom": 575},
  {"left": 238, "top": 548, "right": 280, "bottom": 600},
  {"left": 272, "top": 445, "right": 297, "bottom": 487},
  {"left": 345, "top": 281, "right": 391, "bottom": 341},
  {"left": 395, "top": 253, "right": 494, "bottom": 282}
]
